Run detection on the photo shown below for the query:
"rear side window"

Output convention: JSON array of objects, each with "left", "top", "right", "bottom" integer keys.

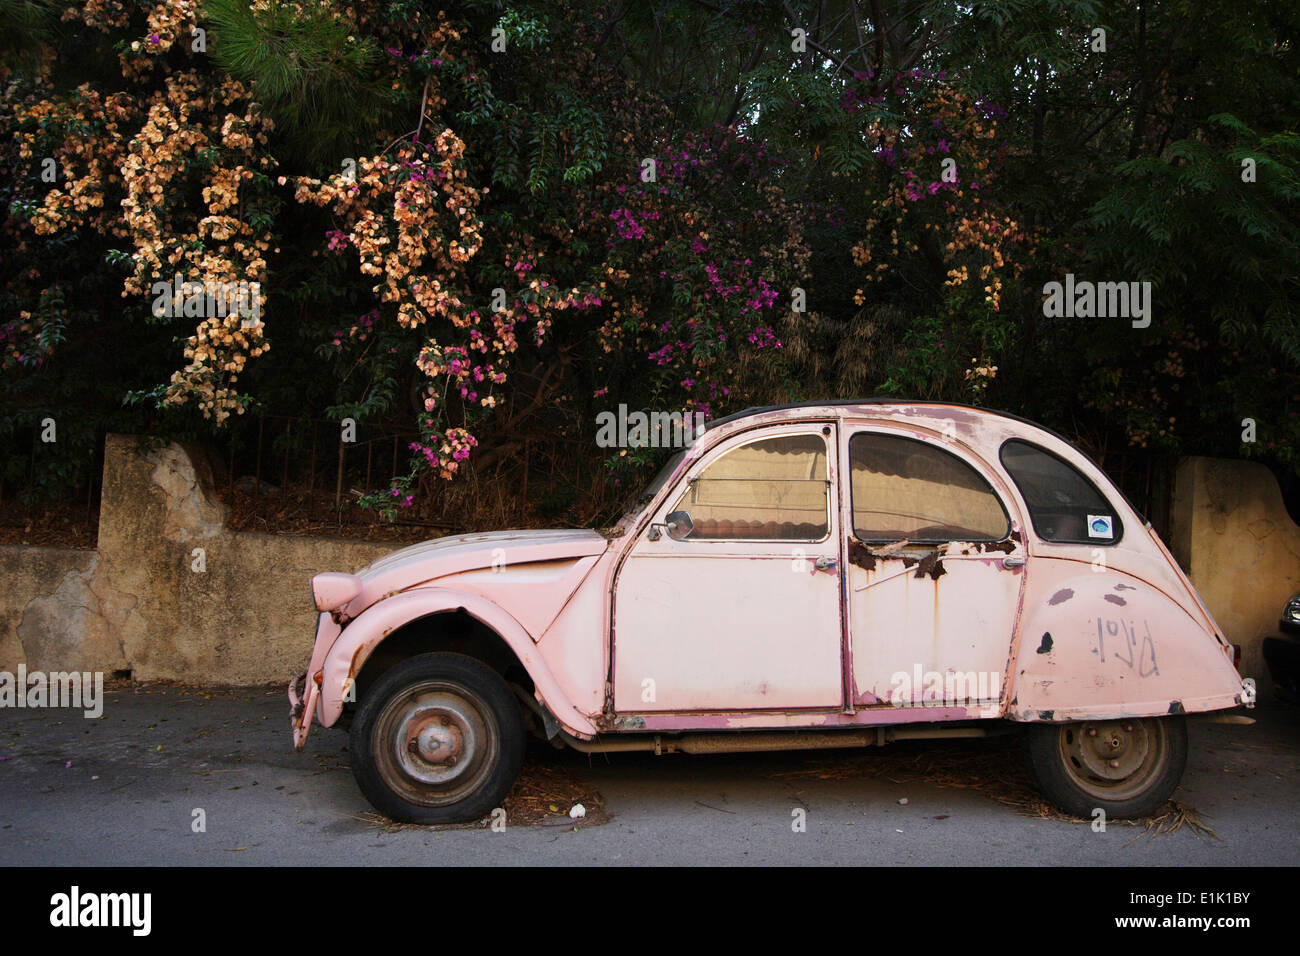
[
  {"left": 999, "top": 440, "right": 1123, "bottom": 544},
  {"left": 848, "top": 433, "right": 1009, "bottom": 542}
]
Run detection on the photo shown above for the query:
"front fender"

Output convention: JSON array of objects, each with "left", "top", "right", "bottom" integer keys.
[
  {"left": 316, "top": 588, "right": 598, "bottom": 738},
  {"left": 1007, "top": 568, "right": 1247, "bottom": 721}
]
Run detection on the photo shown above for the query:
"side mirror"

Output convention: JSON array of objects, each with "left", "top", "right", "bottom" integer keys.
[{"left": 665, "top": 510, "right": 694, "bottom": 541}]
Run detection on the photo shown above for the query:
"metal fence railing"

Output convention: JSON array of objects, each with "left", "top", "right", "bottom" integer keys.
[
  {"left": 0, "top": 424, "right": 102, "bottom": 526},
  {"left": 220, "top": 414, "right": 419, "bottom": 507},
  {"left": 210, "top": 413, "right": 469, "bottom": 533}
]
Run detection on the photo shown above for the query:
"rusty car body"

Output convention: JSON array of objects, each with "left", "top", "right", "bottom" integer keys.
[{"left": 290, "top": 401, "right": 1251, "bottom": 822}]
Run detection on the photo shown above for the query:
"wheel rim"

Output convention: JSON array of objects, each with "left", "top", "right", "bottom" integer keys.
[
  {"left": 372, "top": 680, "right": 500, "bottom": 808},
  {"left": 1057, "top": 718, "right": 1167, "bottom": 802}
]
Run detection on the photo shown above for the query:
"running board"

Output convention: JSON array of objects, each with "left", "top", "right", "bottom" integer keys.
[{"left": 558, "top": 724, "right": 1001, "bottom": 755}]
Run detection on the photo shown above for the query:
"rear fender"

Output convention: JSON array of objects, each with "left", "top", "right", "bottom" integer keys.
[
  {"left": 1008, "top": 569, "right": 1247, "bottom": 721},
  {"left": 316, "top": 588, "right": 598, "bottom": 738}
]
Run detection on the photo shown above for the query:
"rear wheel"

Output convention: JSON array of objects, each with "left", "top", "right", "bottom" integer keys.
[
  {"left": 1026, "top": 716, "right": 1187, "bottom": 819},
  {"left": 349, "top": 652, "right": 524, "bottom": 824}
]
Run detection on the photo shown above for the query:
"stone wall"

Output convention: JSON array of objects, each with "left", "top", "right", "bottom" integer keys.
[
  {"left": 1, "top": 435, "right": 394, "bottom": 684},
  {"left": 1170, "top": 456, "right": 1300, "bottom": 702}
]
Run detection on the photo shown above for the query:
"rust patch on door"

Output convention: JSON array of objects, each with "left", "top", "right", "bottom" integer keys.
[
  {"left": 848, "top": 538, "right": 876, "bottom": 571},
  {"left": 978, "top": 538, "right": 1016, "bottom": 554},
  {"left": 913, "top": 551, "right": 946, "bottom": 580}
]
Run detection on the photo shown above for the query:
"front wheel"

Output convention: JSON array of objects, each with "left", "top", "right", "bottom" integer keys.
[
  {"left": 349, "top": 652, "right": 524, "bottom": 824},
  {"left": 1026, "top": 716, "right": 1187, "bottom": 819}
]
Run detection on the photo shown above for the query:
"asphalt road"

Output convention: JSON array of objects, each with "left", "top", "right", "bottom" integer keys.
[{"left": 1, "top": 685, "right": 1296, "bottom": 866}]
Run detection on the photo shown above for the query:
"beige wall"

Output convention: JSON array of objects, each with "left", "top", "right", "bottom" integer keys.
[
  {"left": 1170, "top": 456, "right": 1300, "bottom": 702},
  {"left": 0, "top": 435, "right": 396, "bottom": 684}
]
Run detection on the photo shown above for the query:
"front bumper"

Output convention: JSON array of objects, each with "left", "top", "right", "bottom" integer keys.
[
  {"left": 289, "top": 670, "right": 319, "bottom": 751},
  {"left": 289, "top": 611, "right": 343, "bottom": 751}
]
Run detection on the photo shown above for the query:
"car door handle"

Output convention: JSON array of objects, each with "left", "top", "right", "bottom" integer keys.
[
  {"left": 815, "top": 557, "right": 838, "bottom": 571},
  {"left": 1001, "top": 556, "right": 1026, "bottom": 569}
]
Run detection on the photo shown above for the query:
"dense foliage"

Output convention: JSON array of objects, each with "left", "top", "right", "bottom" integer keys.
[{"left": 3, "top": 0, "right": 1297, "bottom": 524}]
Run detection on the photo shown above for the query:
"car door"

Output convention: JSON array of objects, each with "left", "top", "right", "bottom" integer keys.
[
  {"left": 612, "top": 423, "right": 845, "bottom": 713},
  {"left": 841, "top": 425, "right": 1026, "bottom": 714}
]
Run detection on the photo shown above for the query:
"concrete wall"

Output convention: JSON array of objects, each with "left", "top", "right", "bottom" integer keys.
[
  {"left": 1170, "top": 456, "right": 1300, "bottom": 702},
  {"left": 1, "top": 435, "right": 395, "bottom": 684},
  {"left": 0, "top": 546, "right": 124, "bottom": 674}
]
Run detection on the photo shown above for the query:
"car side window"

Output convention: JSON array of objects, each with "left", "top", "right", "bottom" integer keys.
[
  {"left": 999, "top": 439, "right": 1123, "bottom": 544},
  {"left": 849, "top": 433, "right": 1009, "bottom": 542},
  {"left": 671, "top": 434, "right": 829, "bottom": 540}
]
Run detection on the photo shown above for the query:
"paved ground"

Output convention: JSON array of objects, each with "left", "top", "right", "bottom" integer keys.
[{"left": 1, "top": 685, "right": 1296, "bottom": 866}]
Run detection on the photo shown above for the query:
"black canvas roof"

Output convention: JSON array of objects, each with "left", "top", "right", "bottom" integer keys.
[{"left": 705, "top": 397, "right": 1042, "bottom": 435}]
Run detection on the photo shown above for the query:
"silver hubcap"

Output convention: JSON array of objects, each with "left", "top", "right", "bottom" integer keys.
[{"left": 375, "top": 681, "right": 498, "bottom": 807}]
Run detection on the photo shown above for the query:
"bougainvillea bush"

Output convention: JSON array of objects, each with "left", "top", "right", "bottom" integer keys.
[{"left": 3, "top": 0, "right": 1298, "bottom": 522}]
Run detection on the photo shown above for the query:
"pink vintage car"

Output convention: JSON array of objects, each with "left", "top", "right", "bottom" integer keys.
[{"left": 290, "top": 401, "right": 1250, "bottom": 823}]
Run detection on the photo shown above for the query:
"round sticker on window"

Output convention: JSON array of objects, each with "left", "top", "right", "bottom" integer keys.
[{"left": 1087, "top": 514, "right": 1114, "bottom": 539}]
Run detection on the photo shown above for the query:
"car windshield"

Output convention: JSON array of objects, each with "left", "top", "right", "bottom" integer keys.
[{"left": 618, "top": 449, "right": 687, "bottom": 519}]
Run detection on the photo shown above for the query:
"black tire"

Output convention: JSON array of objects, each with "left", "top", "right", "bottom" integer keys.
[
  {"left": 1025, "top": 716, "right": 1187, "bottom": 819},
  {"left": 349, "top": 652, "right": 524, "bottom": 824}
]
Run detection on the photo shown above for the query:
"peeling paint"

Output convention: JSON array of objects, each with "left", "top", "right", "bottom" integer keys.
[
  {"left": 594, "top": 713, "right": 646, "bottom": 732},
  {"left": 348, "top": 644, "right": 366, "bottom": 680},
  {"left": 1103, "top": 594, "right": 1127, "bottom": 606},
  {"left": 1036, "top": 632, "right": 1053, "bottom": 654},
  {"left": 1047, "top": 588, "right": 1074, "bottom": 606}
]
